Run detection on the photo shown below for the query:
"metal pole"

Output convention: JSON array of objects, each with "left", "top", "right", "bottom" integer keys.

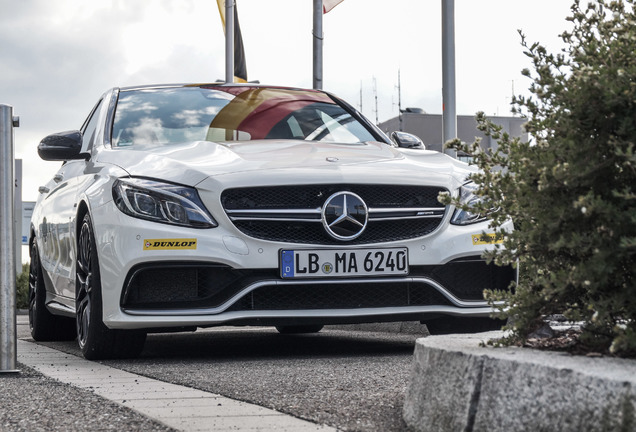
[
  {"left": 0, "top": 104, "right": 19, "bottom": 374},
  {"left": 15, "top": 159, "right": 22, "bottom": 276},
  {"left": 312, "top": 0, "right": 323, "bottom": 90},
  {"left": 397, "top": 69, "right": 403, "bottom": 132},
  {"left": 442, "top": 0, "right": 457, "bottom": 158},
  {"left": 225, "top": 0, "right": 235, "bottom": 83}
]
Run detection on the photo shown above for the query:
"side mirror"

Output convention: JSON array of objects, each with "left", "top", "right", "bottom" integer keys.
[
  {"left": 390, "top": 131, "right": 425, "bottom": 149},
  {"left": 38, "top": 131, "right": 88, "bottom": 161}
]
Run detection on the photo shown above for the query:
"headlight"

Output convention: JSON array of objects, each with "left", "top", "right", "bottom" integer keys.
[
  {"left": 113, "top": 178, "right": 217, "bottom": 228},
  {"left": 450, "top": 181, "right": 488, "bottom": 225}
]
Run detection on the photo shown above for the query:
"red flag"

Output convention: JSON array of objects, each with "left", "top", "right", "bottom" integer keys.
[{"left": 323, "top": 0, "right": 344, "bottom": 13}]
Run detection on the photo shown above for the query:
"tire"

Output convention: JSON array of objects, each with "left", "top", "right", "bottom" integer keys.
[
  {"left": 28, "top": 243, "right": 76, "bottom": 341},
  {"left": 275, "top": 325, "right": 324, "bottom": 334},
  {"left": 76, "top": 214, "right": 146, "bottom": 360},
  {"left": 423, "top": 316, "right": 506, "bottom": 335}
]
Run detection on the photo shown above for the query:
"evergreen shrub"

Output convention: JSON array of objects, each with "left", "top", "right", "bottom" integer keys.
[{"left": 442, "top": 0, "right": 636, "bottom": 356}]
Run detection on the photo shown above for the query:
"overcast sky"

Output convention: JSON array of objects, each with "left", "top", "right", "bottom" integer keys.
[{"left": 0, "top": 0, "right": 574, "bottom": 201}]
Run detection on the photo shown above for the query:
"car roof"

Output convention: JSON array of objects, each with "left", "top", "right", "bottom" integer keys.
[{"left": 117, "top": 83, "right": 326, "bottom": 94}]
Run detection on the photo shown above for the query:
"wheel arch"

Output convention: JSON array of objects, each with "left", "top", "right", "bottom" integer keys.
[
  {"left": 75, "top": 200, "right": 90, "bottom": 241},
  {"left": 28, "top": 226, "right": 36, "bottom": 258}
]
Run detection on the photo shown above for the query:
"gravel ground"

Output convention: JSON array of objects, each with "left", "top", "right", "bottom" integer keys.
[{"left": 0, "top": 364, "right": 175, "bottom": 432}]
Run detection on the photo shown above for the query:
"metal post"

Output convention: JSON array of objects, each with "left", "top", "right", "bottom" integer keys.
[
  {"left": 442, "top": 0, "right": 457, "bottom": 158},
  {"left": 0, "top": 104, "right": 19, "bottom": 374},
  {"left": 312, "top": 0, "right": 323, "bottom": 90},
  {"left": 397, "top": 69, "right": 403, "bottom": 132},
  {"left": 15, "top": 159, "right": 22, "bottom": 276},
  {"left": 225, "top": 0, "right": 235, "bottom": 83}
]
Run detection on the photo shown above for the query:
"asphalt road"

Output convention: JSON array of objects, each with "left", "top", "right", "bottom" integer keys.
[{"left": 20, "top": 324, "right": 423, "bottom": 431}]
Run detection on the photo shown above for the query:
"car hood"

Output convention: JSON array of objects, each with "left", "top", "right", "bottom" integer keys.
[{"left": 97, "top": 139, "right": 475, "bottom": 189}]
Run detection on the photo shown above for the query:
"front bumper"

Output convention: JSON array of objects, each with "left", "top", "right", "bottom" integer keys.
[{"left": 92, "top": 201, "right": 514, "bottom": 330}]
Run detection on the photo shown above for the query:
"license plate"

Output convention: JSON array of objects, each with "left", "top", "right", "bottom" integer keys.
[{"left": 280, "top": 248, "right": 409, "bottom": 278}]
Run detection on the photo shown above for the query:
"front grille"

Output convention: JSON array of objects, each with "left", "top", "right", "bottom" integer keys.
[
  {"left": 221, "top": 184, "right": 448, "bottom": 244},
  {"left": 120, "top": 257, "right": 515, "bottom": 311}
]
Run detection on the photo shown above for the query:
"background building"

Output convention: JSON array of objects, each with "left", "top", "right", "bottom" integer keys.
[{"left": 378, "top": 110, "right": 528, "bottom": 154}]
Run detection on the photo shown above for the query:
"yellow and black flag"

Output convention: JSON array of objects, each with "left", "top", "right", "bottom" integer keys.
[{"left": 216, "top": 0, "right": 248, "bottom": 83}]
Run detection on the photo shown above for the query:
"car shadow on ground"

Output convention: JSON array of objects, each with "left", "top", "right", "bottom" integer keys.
[
  {"left": 30, "top": 327, "right": 419, "bottom": 362},
  {"left": 141, "top": 328, "right": 417, "bottom": 361}
]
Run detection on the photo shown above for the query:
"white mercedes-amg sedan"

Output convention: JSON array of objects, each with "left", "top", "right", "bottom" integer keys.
[{"left": 28, "top": 84, "right": 515, "bottom": 359}]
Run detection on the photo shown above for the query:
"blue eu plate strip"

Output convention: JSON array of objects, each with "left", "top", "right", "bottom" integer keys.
[{"left": 281, "top": 250, "right": 294, "bottom": 278}]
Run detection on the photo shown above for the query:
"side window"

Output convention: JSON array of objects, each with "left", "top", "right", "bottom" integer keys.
[{"left": 81, "top": 99, "right": 103, "bottom": 152}]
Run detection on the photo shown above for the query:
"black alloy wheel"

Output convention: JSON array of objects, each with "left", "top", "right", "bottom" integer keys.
[
  {"left": 76, "top": 213, "right": 146, "bottom": 360},
  {"left": 76, "top": 216, "right": 93, "bottom": 350},
  {"left": 28, "top": 242, "right": 75, "bottom": 341}
]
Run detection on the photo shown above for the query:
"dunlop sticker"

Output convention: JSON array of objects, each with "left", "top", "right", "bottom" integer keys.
[
  {"left": 471, "top": 234, "right": 503, "bottom": 245},
  {"left": 143, "top": 239, "right": 197, "bottom": 250}
]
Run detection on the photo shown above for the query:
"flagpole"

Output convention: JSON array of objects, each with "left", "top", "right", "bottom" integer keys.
[
  {"left": 225, "top": 0, "right": 235, "bottom": 83},
  {"left": 312, "top": 0, "right": 323, "bottom": 90},
  {"left": 442, "top": 0, "right": 457, "bottom": 157}
]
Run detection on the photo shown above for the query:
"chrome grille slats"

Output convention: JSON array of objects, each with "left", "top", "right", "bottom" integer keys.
[{"left": 225, "top": 208, "right": 322, "bottom": 222}]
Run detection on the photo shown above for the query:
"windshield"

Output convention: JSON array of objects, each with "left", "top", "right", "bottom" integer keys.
[{"left": 111, "top": 86, "right": 377, "bottom": 149}]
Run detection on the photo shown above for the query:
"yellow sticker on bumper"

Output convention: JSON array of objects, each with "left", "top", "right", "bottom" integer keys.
[
  {"left": 143, "top": 239, "right": 197, "bottom": 250},
  {"left": 472, "top": 234, "right": 503, "bottom": 245}
]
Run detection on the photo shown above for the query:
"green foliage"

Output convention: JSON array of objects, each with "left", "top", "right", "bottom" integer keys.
[
  {"left": 442, "top": 0, "right": 636, "bottom": 356},
  {"left": 16, "top": 263, "right": 29, "bottom": 310}
]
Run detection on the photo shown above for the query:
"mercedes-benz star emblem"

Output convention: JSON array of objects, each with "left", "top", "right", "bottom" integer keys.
[{"left": 321, "top": 192, "right": 368, "bottom": 241}]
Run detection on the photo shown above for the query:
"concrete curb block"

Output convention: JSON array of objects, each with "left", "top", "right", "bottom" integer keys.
[{"left": 403, "top": 332, "right": 636, "bottom": 432}]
